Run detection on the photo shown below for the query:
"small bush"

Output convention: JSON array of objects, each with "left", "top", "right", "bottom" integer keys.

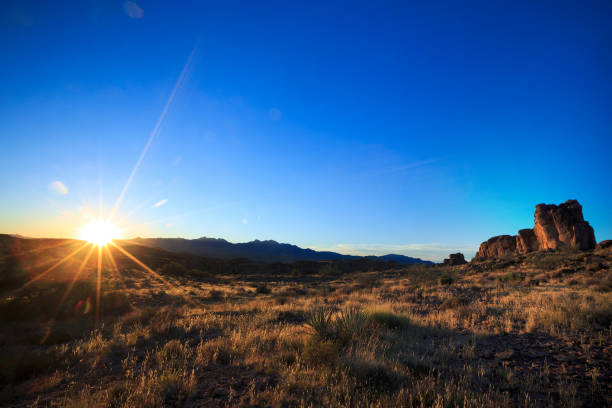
[
  {"left": 208, "top": 289, "right": 225, "bottom": 300},
  {"left": 255, "top": 284, "right": 271, "bottom": 295},
  {"left": 439, "top": 274, "right": 453, "bottom": 285},
  {"left": 498, "top": 271, "right": 523, "bottom": 284},
  {"left": 367, "top": 311, "right": 410, "bottom": 330},
  {"left": 357, "top": 274, "right": 380, "bottom": 288},
  {"left": 196, "top": 339, "right": 235, "bottom": 366},
  {"left": 156, "top": 340, "right": 189, "bottom": 367},
  {"left": 300, "top": 338, "right": 338, "bottom": 366},
  {"left": 439, "top": 297, "right": 468, "bottom": 310},
  {"left": 275, "top": 310, "right": 306, "bottom": 324},
  {"left": 343, "top": 357, "right": 402, "bottom": 392},
  {"left": 527, "top": 252, "right": 568, "bottom": 270}
]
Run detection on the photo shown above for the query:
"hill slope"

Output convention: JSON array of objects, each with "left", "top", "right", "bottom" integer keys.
[{"left": 132, "top": 237, "right": 433, "bottom": 265}]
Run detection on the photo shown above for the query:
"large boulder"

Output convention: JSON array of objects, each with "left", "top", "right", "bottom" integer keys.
[
  {"left": 476, "top": 235, "right": 517, "bottom": 258},
  {"left": 443, "top": 253, "right": 467, "bottom": 265},
  {"left": 533, "top": 200, "right": 596, "bottom": 251},
  {"left": 475, "top": 200, "right": 596, "bottom": 259}
]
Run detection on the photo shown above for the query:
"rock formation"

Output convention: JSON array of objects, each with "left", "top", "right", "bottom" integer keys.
[
  {"left": 443, "top": 253, "right": 467, "bottom": 265},
  {"left": 475, "top": 200, "right": 596, "bottom": 259},
  {"left": 533, "top": 201, "right": 596, "bottom": 250},
  {"left": 516, "top": 228, "right": 538, "bottom": 253}
]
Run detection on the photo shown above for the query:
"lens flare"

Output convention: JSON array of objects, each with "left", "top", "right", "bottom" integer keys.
[{"left": 78, "top": 219, "right": 121, "bottom": 247}]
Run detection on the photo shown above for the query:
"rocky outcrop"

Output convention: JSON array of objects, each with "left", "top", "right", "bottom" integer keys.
[
  {"left": 596, "top": 240, "right": 612, "bottom": 250},
  {"left": 443, "top": 253, "right": 467, "bottom": 265},
  {"left": 533, "top": 200, "right": 596, "bottom": 250},
  {"left": 475, "top": 200, "right": 596, "bottom": 259},
  {"left": 476, "top": 236, "right": 517, "bottom": 258}
]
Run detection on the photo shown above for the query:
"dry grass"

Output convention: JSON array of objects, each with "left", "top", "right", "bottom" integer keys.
[{"left": 0, "top": 243, "right": 611, "bottom": 407}]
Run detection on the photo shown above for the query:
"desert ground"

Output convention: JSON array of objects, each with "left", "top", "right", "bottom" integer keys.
[{"left": 0, "top": 236, "right": 611, "bottom": 407}]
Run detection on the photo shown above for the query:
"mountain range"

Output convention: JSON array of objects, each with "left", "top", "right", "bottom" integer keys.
[{"left": 132, "top": 237, "right": 433, "bottom": 265}]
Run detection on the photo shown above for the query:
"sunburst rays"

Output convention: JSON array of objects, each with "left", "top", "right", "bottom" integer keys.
[
  {"left": 12, "top": 45, "right": 200, "bottom": 343},
  {"left": 109, "top": 241, "right": 180, "bottom": 294},
  {"left": 107, "top": 43, "right": 197, "bottom": 224},
  {"left": 18, "top": 241, "right": 91, "bottom": 291},
  {"left": 31, "top": 237, "right": 194, "bottom": 343},
  {"left": 48, "top": 245, "right": 96, "bottom": 324}
]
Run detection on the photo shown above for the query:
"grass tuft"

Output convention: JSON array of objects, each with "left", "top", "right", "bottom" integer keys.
[{"left": 367, "top": 310, "right": 410, "bottom": 330}]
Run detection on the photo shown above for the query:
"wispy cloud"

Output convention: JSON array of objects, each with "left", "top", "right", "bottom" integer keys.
[
  {"left": 309, "top": 242, "right": 479, "bottom": 263},
  {"left": 49, "top": 180, "right": 68, "bottom": 195},
  {"left": 268, "top": 108, "right": 281, "bottom": 121},
  {"left": 123, "top": 2, "right": 143, "bottom": 19},
  {"left": 372, "top": 158, "right": 440, "bottom": 176},
  {"left": 153, "top": 199, "right": 168, "bottom": 208}
]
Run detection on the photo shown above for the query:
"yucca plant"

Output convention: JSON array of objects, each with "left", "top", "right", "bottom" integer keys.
[
  {"left": 334, "top": 307, "right": 367, "bottom": 341},
  {"left": 306, "top": 307, "right": 335, "bottom": 339}
]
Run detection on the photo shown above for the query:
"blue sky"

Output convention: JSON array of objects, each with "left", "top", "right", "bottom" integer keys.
[{"left": 1, "top": 1, "right": 610, "bottom": 261}]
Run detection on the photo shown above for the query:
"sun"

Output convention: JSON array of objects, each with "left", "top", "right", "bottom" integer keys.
[{"left": 78, "top": 219, "right": 121, "bottom": 247}]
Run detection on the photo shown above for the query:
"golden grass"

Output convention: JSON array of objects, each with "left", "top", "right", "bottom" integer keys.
[{"left": 1, "top": 250, "right": 611, "bottom": 407}]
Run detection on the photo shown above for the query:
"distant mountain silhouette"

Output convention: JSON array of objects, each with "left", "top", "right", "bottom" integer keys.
[{"left": 131, "top": 237, "right": 433, "bottom": 265}]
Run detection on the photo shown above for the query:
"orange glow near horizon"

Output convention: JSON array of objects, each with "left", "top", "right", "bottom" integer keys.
[{"left": 78, "top": 219, "right": 122, "bottom": 247}]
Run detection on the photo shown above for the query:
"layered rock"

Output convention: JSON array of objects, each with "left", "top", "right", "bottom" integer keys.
[
  {"left": 443, "top": 253, "right": 467, "bottom": 265},
  {"left": 475, "top": 200, "right": 596, "bottom": 259}
]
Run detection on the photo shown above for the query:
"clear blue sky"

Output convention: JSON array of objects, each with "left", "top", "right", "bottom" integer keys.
[{"left": 1, "top": 1, "right": 610, "bottom": 261}]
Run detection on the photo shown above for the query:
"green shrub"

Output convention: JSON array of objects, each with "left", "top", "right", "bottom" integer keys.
[
  {"left": 334, "top": 307, "right": 367, "bottom": 341},
  {"left": 307, "top": 307, "right": 334, "bottom": 339},
  {"left": 307, "top": 307, "right": 367, "bottom": 342}
]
